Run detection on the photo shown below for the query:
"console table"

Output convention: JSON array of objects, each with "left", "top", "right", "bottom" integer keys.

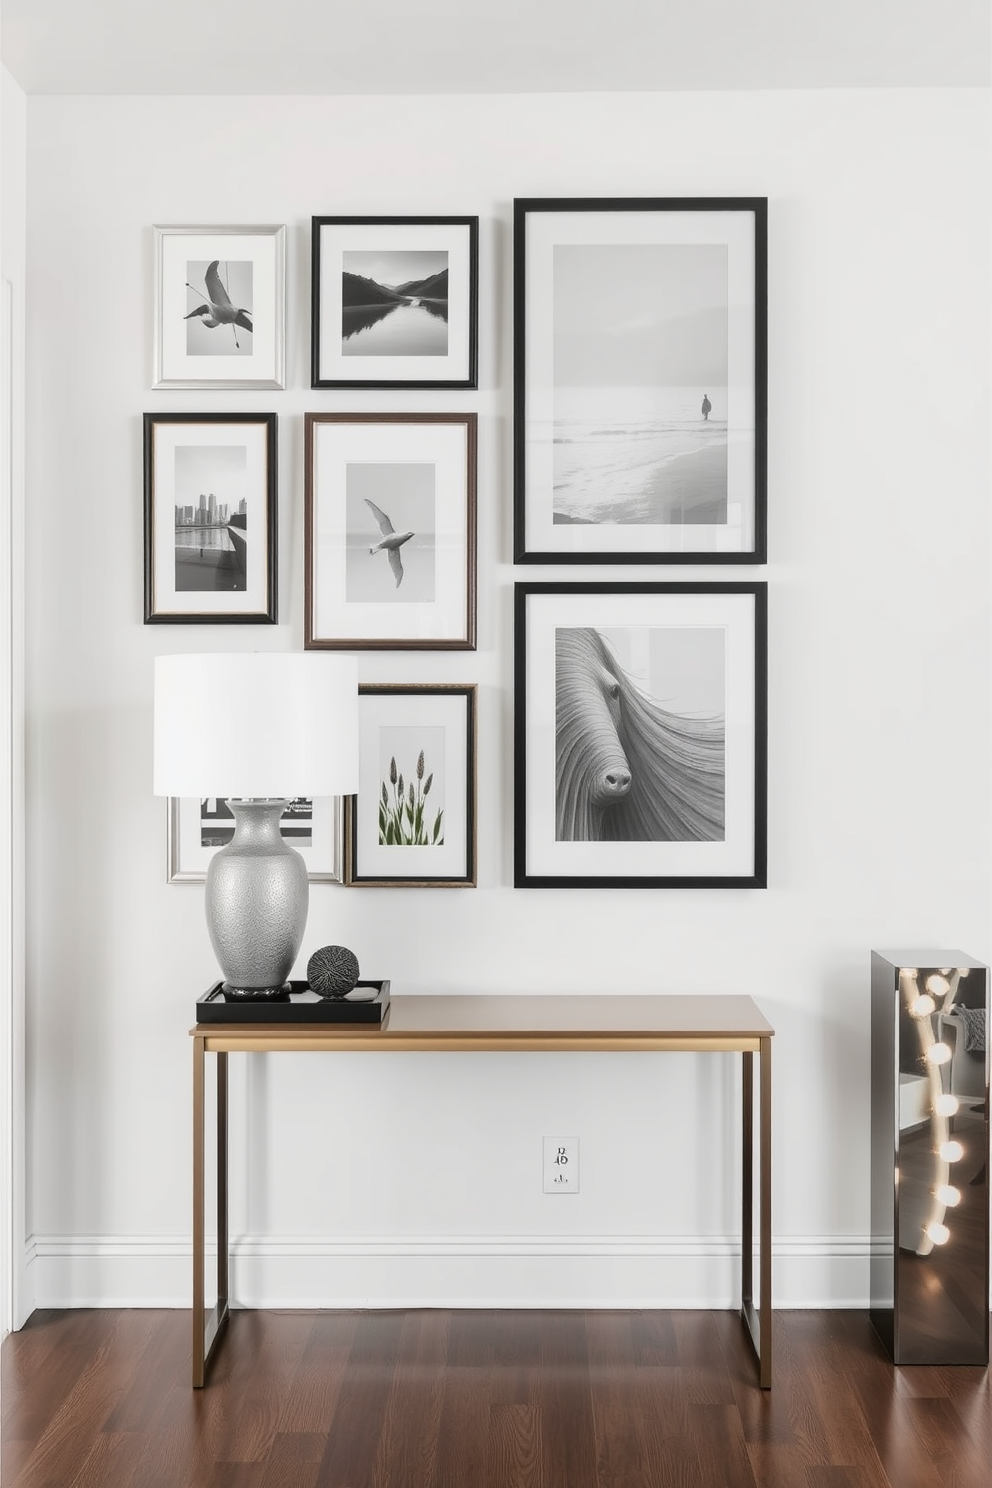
[{"left": 191, "top": 994, "right": 773, "bottom": 1388}]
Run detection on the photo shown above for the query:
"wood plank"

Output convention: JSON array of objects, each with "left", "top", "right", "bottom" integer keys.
[
  {"left": 673, "top": 1312, "right": 738, "bottom": 1406},
  {"left": 259, "top": 1432, "right": 324, "bottom": 1488},
  {"left": 689, "top": 1403, "right": 759, "bottom": 1488},
  {"left": 370, "top": 1309, "right": 449, "bottom": 1488},
  {"left": 486, "top": 1404, "right": 541, "bottom": 1488},
  {"left": 4, "top": 1306, "right": 992, "bottom": 1488},
  {"left": 429, "top": 1310, "right": 494, "bottom": 1488},
  {"left": 5, "top": 1311, "right": 156, "bottom": 1488},
  {"left": 274, "top": 1310, "right": 359, "bottom": 1435},
  {"left": 537, "top": 1311, "right": 598, "bottom": 1488},
  {"left": 313, "top": 1311, "right": 405, "bottom": 1487}
]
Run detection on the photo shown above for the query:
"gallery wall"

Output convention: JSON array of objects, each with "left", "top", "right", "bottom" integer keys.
[{"left": 19, "top": 87, "right": 990, "bottom": 1314}]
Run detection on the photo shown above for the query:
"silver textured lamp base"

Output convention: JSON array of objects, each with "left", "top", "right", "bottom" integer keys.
[{"left": 205, "top": 799, "right": 309, "bottom": 1000}]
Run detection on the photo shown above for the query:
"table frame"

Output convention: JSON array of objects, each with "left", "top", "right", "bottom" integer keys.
[{"left": 191, "top": 995, "right": 772, "bottom": 1389}]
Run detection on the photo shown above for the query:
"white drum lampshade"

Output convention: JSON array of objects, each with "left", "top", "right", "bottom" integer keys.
[{"left": 153, "top": 653, "right": 359, "bottom": 997}]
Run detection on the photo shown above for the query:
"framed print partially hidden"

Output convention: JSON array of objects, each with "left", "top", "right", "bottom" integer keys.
[
  {"left": 311, "top": 216, "right": 478, "bottom": 389},
  {"left": 168, "top": 797, "right": 343, "bottom": 883},
  {"left": 345, "top": 684, "right": 477, "bottom": 888},
  {"left": 153, "top": 225, "right": 286, "bottom": 389},
  {"left": 514, "top": 198, "right": 767, "bottom": 563},
  {"left": 144, "top": 412, "right": 277, "bottom": 624},
  {"left": 514, "top": 582, "right": 767, "bottom": 888},
  {"left": 305, "top": 412, "right": 476, "bottom": 650}
]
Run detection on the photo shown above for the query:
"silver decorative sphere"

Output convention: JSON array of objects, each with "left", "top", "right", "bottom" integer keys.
[{"left": 307, "top": 945, "right": 360, "bottom": 999}]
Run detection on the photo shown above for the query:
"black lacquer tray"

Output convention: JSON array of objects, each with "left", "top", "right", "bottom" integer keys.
[{"left": 196, "top": 979, "right": 391, "bottom": 1025}]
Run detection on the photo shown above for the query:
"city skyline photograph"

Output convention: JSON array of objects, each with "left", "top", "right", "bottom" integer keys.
[{"left": 173, "top": 443, "right": 248, "bottom": 593}]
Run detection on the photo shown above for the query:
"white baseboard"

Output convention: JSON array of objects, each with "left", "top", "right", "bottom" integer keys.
[{"left": 24, "top": 1232, "right": 875, "bottom": 1312}]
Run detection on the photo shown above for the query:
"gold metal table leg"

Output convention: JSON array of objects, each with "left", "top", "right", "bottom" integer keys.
[
  {"left": 740, "top": 1042, "right": 772, "bottom": 1388},
  {"left": 759, "top": 1034, "right": 772, "bottom": 1388},
  {"left": 192, "top": 1039, "right": 229, "bottom": 1388}
]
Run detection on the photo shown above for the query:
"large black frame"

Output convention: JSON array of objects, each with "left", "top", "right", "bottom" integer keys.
[
  {"left": 311, "top": 215, "right": 479, "bottom": 390},
  {"left": 514, "top": 580, "right": 768, "bottom": 888},
  {"left": 143, "top": 411, "right": 278, "bottom": 624},
  {"left": 513, "top": 197, "right": 768, "bottom": 565}
]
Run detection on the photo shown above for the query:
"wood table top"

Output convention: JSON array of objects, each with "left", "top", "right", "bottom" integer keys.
[{"left": 193, "top": 993, "right": 773, "bottom": 1052}]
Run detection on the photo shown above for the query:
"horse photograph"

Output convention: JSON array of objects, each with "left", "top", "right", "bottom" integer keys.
[{"left": 555, "top": 626, "right": 726, "bottom": 844}]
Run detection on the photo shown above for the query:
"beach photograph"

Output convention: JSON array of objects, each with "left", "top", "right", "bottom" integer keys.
[
  {"left": 552, "top": 242, "right": 729, "bottom": 525},
  {"left": 345, "top": 461, "right": 436, "bottom": 604},
  {"left": 173, "top": 443, "right": 248, "bottom": 592},
  {"left": 185, "top": 259, "right": 253, "bottom": 357},
  {"left": 342, "top": 249, "right": 448, "bottom": 356}
]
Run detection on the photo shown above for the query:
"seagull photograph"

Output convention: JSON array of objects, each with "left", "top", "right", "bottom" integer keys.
[
  {"left": 185, "top": 259, "right": 254, "bottom": 356},
  {"left": 345, "top": 462, "right": 436, "bottom": 603},
  {"left": 364, "top": 498, "right": 415, "bottom": 588}
]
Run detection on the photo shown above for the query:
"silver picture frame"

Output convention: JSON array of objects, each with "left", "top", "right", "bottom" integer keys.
[
  {"left": 167, "top": 796, "right": 344, "bottom": 884},
  {"left": 153, "top": 224, "right": 286, "bottom": 390}
]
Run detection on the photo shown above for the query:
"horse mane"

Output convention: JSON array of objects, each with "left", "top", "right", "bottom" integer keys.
[{"left": 556, "top": 628, "right": 725, "bottom": 843}]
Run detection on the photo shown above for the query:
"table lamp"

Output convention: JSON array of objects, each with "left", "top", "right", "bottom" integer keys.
[{"left": 154, "top": 653, "right": 359, "bottom": 998}]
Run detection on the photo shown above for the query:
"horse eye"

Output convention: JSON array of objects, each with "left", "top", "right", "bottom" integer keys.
[{"left": 609, "top": 683, "right": 620, "bottom": 700}]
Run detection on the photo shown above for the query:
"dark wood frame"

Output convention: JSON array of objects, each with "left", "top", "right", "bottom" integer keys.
[
  {"left": 513, "top": 197, "right": 768, "bottom": 564},
  {"left": 345, "top": 683, "right": 478, "bottom": 887},
  {"left": 311, "top": 215, "right": 479, "bottom": 389},
  {"left": 143, "top": 411, "right": 277, "bottom": 625},
  {"left": 304, "top": 412, "right": 477, "bottom": 651},
  {"left": 514, "top": 580, "right": 768, "bottom": 888}
]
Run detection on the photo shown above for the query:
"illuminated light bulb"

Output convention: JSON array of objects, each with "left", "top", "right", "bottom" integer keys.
[
  {"left": 910, "top": 994, "right": 936, "bottom": 1018},
  {"left": 926, "top": 974, "right": 950, "bottom": 998},
  {"left": 940, "top": 1140, "right": 964, "bottom": 1162},
  {"left": 935, "top": 1093, "right": 959, "bottom": 1117},
  {"left": 936, "top": 1185, "right": 961, "bottom": 1207},
  {"left": 926, "top": 1042, "right": 952, "bottom": 1066},
  {"left": 925, "top": 1222, "right": 950, "bottom": 1246}
]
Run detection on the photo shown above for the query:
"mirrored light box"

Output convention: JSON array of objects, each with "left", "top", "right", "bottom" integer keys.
[{"left": 870, "top": 950, "right": 989, "bottom": 1365}]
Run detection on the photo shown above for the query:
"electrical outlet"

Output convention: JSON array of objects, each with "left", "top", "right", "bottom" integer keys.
[{"left": 543, "top": 1136, "right": 579, "bottom": 1193}]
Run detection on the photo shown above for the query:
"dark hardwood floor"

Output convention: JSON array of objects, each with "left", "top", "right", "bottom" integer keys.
[{"left": 3, "top": 1307, "right": 990, "bottom": 1487}]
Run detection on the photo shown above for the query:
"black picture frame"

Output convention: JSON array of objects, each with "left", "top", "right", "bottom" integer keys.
[
  {"left": 513, "top": 197, "right": 767, "bottom": 564},
  {"left": 514, "top": 581, "right": 767, "bottom": 888},
  {"left": 345, "top": 683, "right": 478, "bottom": 888},
  {"left": 143, "top": 411, "right": 277, "bottom": 624},
  {"left": 311, "top": 215, "right": 479, "bottom": 389}
]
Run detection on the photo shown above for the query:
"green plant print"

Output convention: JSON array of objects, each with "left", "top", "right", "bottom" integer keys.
[{"left": 379, "top": 747, "right": 444, "bottom": 846}]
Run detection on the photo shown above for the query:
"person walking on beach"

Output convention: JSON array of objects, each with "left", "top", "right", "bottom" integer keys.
[{"left": 701, "top": 393, "right": 712, "bottom": 421}]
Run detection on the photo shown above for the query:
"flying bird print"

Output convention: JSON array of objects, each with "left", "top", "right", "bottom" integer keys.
[
  {"left": 364, "top": 498, "right": 415, "bottom": 588},
  {"left": 185, "top": 261, "right": 253, "bottom": 348}
]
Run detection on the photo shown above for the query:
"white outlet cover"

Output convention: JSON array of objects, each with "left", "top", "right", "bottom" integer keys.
[{"left": 543, "top": 1136, "right": 579, "bottom": 1193}]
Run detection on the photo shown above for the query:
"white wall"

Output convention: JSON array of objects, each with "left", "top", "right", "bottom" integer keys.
[
  {"left": 2, "top": 64, "right": 27, "bottom": 1333},
  {"left": 22, "top": 88, "right": 990, "bottom": 1310}
]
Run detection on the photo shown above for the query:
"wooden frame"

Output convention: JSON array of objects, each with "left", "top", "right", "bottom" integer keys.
[
  {"left": 304, "top": 412, "right": 477, "bottom": 651},
  {"left": 345, "top": 683, "right": 477, "bottom": 887},
  {"left": 153, "top": 224, "right": 286, "bottom": 389},
  {"left": 514, "top": 580, "right": 767, "bottom": 888},
  {"left": 513, "top": 197, "right": 767, "bottom": 564},
  {"left": 311, "top": 215, "right": 478, "bottom": 389},
  {"left": 143, "top": 412, "right": 277, "bottom": 625}
]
